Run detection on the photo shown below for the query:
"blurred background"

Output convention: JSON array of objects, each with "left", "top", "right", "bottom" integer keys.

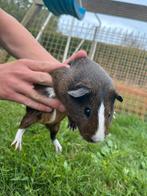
[{"left": 0, "top": 0, "right": 147, "bottom": 120}]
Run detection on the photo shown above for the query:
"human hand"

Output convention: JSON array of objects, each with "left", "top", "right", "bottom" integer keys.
[
  {"left": 0, "top": 59, "right": 68, "bottom": 112},
  {"left": 64, "top": 50, "right": 87, "bottom": 64},
  {"left": 0, "top": 50, "right": 87, "bottom": 112}
]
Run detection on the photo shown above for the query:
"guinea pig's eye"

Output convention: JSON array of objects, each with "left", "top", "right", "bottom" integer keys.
[{"left": 84, "top": 107, "right": 91, "bottom": 117}]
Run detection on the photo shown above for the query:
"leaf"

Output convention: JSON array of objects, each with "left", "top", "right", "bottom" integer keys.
[
  {"left": 107, "top": 140, "right": 113, "bottom": 148},
  {"left": 64, "top": 160, "right": 71, "bottom": 172},
  {"left": 100, "top": 146, "right": 110, "bottom": 156}
]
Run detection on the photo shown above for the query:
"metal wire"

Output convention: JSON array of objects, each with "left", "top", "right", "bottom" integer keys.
[{"left": 1, "top": 6, "right": 147, "bottom": 119}]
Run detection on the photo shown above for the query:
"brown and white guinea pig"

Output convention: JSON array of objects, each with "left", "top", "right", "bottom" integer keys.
[{"left": 11, "top": 57, "right": 123, "bottom": 152}]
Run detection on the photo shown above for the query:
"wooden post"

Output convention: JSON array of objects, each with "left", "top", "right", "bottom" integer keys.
[
  {"left": 83, "top": 0, "right": 147, "bottom": 22},
  {"left": 21, "top": 3, "right": 43, "bottom": 27}
]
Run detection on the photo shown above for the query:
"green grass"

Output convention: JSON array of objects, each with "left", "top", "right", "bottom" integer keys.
[{"left": 0, "top": 101, "right": 146, "bottom": 196}]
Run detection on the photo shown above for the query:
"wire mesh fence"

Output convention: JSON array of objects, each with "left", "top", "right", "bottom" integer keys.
[{"left": 0, "top": 5, "right": 147, "bottom": 119}]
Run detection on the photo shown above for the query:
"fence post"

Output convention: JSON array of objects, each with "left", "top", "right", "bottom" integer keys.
[
  {"left": 89, "top": 14, "right": 101, "bottom": 60},
  {"left": 89, "top": 26, "right": 99, "bottom": 60},
  {"left": 36, "top": 12, "right": 52, "bottom": 41},
  {"left": 21, "top": 2, "right": 43, "bottom": 27},
  {"left": 62, "top": 18, "right": 75, "bottom": 62}
]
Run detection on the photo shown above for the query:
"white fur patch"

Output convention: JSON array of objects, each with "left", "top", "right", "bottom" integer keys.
[
  {"left": 46, "top": 87, "right": 55, "bottom": 98},
  {"left": 11, "top": 128, "right": 25, "bottom": 150},
  {"left": 53, "top": 139, "right": 62, "bottom": 152},
  {"left": 45, "top": 87, "right": 57, "bottom": 123},
  {"left": 48, "top": 109, "right": 57, "bottom": 123},
  {"left": 91, "top": 102, "right": 105, "bottom": 142}
]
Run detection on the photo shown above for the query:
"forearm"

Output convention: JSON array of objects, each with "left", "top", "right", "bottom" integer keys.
[{"left": 0, "top": 9, "right": 58, "bottom": 63}]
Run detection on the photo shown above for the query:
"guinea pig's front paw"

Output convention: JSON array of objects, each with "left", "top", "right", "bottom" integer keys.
[
  {"left": 53, "top": 139, "right": 62, "bottom": 153},
  {"left": 68, "top": 118, "right": 77, "bottom": 131}
]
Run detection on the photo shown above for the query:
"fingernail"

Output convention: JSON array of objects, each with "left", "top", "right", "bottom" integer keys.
[
  {"left": 63, "top": 63, "right": 70, "bottom": 68},
  {"left": 58, "top": 105, "right": 65, "bottom": 112}
]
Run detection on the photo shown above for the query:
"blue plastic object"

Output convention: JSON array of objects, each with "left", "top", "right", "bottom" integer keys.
[{"left": 43, "top": 0, "right": 86, "bottom": 20}]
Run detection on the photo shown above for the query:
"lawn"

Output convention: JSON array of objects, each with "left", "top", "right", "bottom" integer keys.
[{"left": 0, "top": 101, "right": 146, "bottom": 196}]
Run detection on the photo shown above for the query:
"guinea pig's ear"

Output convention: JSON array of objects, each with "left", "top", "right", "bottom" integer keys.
[
  {"left": 68, "top": 87, "right": 90, "bottom": 98},
  {"left": 115, "top": 92, "right": 123, "bottom": 102}
]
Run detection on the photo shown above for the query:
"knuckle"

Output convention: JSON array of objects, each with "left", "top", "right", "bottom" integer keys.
[
  {"left": 13, "top": 61, "right": 28, "bottom": 73},
  {"left": 31, "top": 91, "right": 41, "bottom": 100},
  {"left": 38, "top": 74, "right": 46, "bottom": 83},
  {"left": 18, "top": 59, "right": 28, "bottom": 64},
  {"left": 18, "top": 59, "right": 33, "bottom": 69},
  {"left": 24, "top": 100, "right": 34, "bottom": 108},
  {"left": 38, "top": 73, "right": 51, "bottom": 84}
]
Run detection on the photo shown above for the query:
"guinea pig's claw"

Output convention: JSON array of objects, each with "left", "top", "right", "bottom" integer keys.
[
  {"left": 11, "top": 139, "right": 22, "bottom": 151},
  {"left": 53, "top": 139, "right": 62, "bottom": 153},
  {"left": 68, "top": 119, "right": 77, "bottom": 131}
]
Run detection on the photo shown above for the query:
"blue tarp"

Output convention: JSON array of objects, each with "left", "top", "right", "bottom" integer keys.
[{"left": 43, "top": 0, "right": 86, "bottom": 20}]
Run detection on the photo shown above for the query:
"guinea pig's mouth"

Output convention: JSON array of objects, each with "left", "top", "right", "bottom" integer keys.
[
  {"left": 84, "top": 136, "right": 105, "bottom": 143},
  {"left": 82, "top": 131, "right": 108, "bottom": 143},
  {"left": 81, "top": 134, "right": 96, "bottom": 143},
  {"left": 85, "top": 137, "right": 96, "bottom": 143}
]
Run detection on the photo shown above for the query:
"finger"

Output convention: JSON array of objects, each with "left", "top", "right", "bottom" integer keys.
[
  {"left": 64, "top": 50, "right": 87, "bottom": 64},
  {"left": 10, "top": 93, "right": 53, "bottom": 112},
  {"left": 14, "top": 82, "right": 65, "bottom": 112},
  {"left": 29, "top": 89, "right": 65, "bottom": 111},
  {"left": 21, "top": 59, "right": 69, "bottom": 73},
  {"left": 25, "top": 71, "right": 53, "bottom": 86}
]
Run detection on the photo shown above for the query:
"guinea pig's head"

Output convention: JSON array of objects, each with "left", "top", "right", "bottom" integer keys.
[
  {"left": 52, "top": 57, "right": 123, "bottom": 143},
  {"left": 66, "top": 84, "right": 123, "bottom": 143}
]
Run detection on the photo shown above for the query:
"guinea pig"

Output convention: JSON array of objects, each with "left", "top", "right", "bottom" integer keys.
[{"left": 11, "top": 57, "right": 123, "bottom": 152}]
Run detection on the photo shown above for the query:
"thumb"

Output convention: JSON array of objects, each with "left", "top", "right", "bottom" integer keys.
[
  {"left": 64, "top": 50, "right": 87, "bottom": 64},
  {"left": 21, "top": 59, "right": 69, "bottom": 73}
]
